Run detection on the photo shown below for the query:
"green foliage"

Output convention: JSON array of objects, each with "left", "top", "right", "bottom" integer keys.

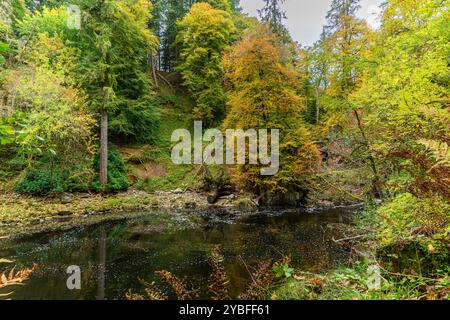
[
  {"left": 15, "top": 166, "right": 63, "bottom": 194},
  {"left": 151, "top": 0, "right": 240, "bottom": 72},
  {"left": 109, "top": 97, "right": 161, "bottom": 144},
  {"left": 93, "top": 144, "right": 129, "bottom": 191},
  {"left": 0, "top": 42, "right": 8, "bottom": 65},
  {"left": 176, "top": 3, "right": 236, "bottom": 124},
  {"left": 5, "top": 65, "right": 94, "bottom": 161},
  {"left": 350, "top": 2, "right": 450, "bottom": 198},
  {"left": 17, "top": 6, "right": 75, "bottom": 39},
  {"left": 374, "top": 193, "right": 449, "bottom": 246},
  {"left": 0, "top": 112, "right": 26, "bottom": 145},
  {"left": 273, "top": 263, "right": 294, "bottom": 279},
  {"left": 258, "top": 0, "right": 291, "bottom": 43},
  {"left": 272, "top": 260, "right": 450, "bottom": 300},
  {"left": 77, "top": 0, "right": 160, "bottom": 144}
]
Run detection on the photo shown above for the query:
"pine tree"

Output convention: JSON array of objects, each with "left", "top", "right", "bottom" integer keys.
[
  {"left": 78, "top": 0, "right": 158, "bottom": 188},
  {"left": 325, "top": 0, "right": 361, "bottom": 34},
  {"left": 323, "top": 0, "right": 369, "bottom": 97},
  {"left": 258, "top": 0, "right": 290, "bottom": 43}
]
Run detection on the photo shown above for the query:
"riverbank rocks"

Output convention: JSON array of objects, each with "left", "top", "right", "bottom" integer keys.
[
  {"left": 263, "top": 189, "right": 308, "bottom": 207},
  {"left": 55, "top": 211, "right": 73, "bottom": 217},
  {"left": 60, "top": 193, "right": 74, "bottom": 204},
  {"left": 236, "top": 197, "right": 258, "bottom": 211},
  {"left": 0, "top": 188, "right": 358, "bottom": 239}
]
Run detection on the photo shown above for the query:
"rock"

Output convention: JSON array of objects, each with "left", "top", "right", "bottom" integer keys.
[
  {"left": 184, "top": 202, "right": 197, "bottom": 209},
  {"left": 54, "top": 216, "right": 72, "bottom": 222},
  {"left": 172, "top": 188, "right": 183, "bottom": 194},
  {"left": 236, "top": 198, "right": 258, "bottom": 211},
  {"left": 60, "top": 193, "right": 74, "bottom": 204},
  {"left": 56, "top": 211, "right": 73, "bottom": 217},
  {"left": 263, "top": 189, "right": 308, "bottom": 207}
]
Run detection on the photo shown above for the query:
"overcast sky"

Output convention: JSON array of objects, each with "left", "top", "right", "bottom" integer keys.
[{"left": 240, "top": 0, "right": 384, "bottom": 46}]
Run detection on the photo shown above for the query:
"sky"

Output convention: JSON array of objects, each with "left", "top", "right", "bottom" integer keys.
[{"left": 240, "top": 0, "right": 384, "bottom": 47}]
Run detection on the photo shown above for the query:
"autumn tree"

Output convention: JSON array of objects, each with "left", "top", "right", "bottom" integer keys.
[
  {"left": 151, "top": 0, "right": 239, "bottom": 71},
  {"left": 324, "top": 0, "right": 371, "bottom": 98},
  {"left": 177, "top": 2, "right": 235, "bottom": 124},
  {"left": 223, "top": 26, "right": 320, "bottom": 199},
  {"left": 1, "top": 27, "right": 95, "bottom": 193}
]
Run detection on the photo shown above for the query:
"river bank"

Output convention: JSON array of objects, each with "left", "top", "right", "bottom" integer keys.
[
  {"left": 0, "top": 183, "right": 366, "bottom": 238},
  {"left": 0, "top": 190, "right": 255, "bottom": 237}
]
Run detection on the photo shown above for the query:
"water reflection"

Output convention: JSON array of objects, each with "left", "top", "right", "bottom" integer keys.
[{"left": 0, "top": 207, "right": 356, "bottom": 300}]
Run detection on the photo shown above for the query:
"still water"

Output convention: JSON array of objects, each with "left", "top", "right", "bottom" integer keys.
[{"left": 0, "top": 207, "right": 357, "bottom": 300}]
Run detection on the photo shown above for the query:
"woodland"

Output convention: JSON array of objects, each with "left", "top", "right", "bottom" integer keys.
[{"left": 0, "top": 0, "right": 449, "bottom": 300}]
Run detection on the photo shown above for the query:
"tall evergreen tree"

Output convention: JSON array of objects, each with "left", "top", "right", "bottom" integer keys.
[
  {"left": 258, "top": 0, "right": 290, "bottom": 43},
  {"left": 325, "top": 0, "right": 361, "bottom": 34},
  {"left": 77, "top": 0, "right": 158, "bottom": 188}
]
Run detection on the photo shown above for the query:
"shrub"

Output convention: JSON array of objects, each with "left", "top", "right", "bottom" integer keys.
[
  {"left": 92, "top": 144, "right": 129, "bottom": 191},
  {"left": 15, "top": 167, "right": 63, "bottom": 194}
]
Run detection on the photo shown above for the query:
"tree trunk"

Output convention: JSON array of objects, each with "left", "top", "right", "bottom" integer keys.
[
  {"left": 353, "top": 109, "right": 382, "bottom": 198},
  {"left": 100, "top": 111, "right": 108, "bottom": 187},
  {"left": 96, "top": 226, "right": 106, "bottom": 300},
  {"left": 315, "top": 86, "right": 321, "bottom": 124},
  {"left": 149, "top": 54, "right": 159, "bottom": 88}
]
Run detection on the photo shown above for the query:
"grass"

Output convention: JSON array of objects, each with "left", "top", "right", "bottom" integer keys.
[
  {"left": 272, "top": 261, "right": 450, "bottom": 300},
  {"left": 121, "top": 88, "right": 203, "bottom": 192}
]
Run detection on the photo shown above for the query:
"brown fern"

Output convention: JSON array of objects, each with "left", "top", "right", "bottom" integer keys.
[
  {"left": 125, "top": 279, "right": 169, "bottom": 300},
  {"left": 155, "top": 270, "right": 195, "bottom": 300},
  {"left": 141, "top": 279, "right": 169, "bottom": 300},
  {"left": 208, "top": 245, "right": 230, "bottom": 300},
  {"left": 125, "top": 289, "right": 145, "bottom": 300},
  {"left": 238, "top": 259, "right": 274, "bottom": 300},
  {"left": 0, "top": 263, "right": 37, "bottom": 289}
]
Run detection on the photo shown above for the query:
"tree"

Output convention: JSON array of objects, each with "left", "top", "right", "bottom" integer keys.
[
  {"left": 151, "top": 0, "right": 238, "bottom": 72},
  {"left": 300, "top": 28, "right": 331, "bottom": 124},
  {"left": 325, "top": 0, "right": 361, "bottom": 34},
  {"left": 380, "top": 0, "right": 445, "bottom": 36},
  {"left": 223, "top": 26, "right": 320, "bottom": 196},
  {"left": 177, "top": 2, "right": 235, "bottom": 124},
  {"left": 258, "top": 0, "right": 290, "bottom": 43},
  {"left": 324, "top": 0, "right": 370, "bottom": 97},
  {"left": 351, "top": 0, "right": 450, "bottom": 198},
  {"left": 1, "top": 30, "right": 96, "bottom": 193},
  {"left": 77, "top": 0, "right": 158, "bottom": 188}
]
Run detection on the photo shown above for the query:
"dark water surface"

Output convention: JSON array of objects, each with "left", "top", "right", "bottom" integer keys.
[{"left": 0, "top": 206, "right": 357, "bottom": 300}]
